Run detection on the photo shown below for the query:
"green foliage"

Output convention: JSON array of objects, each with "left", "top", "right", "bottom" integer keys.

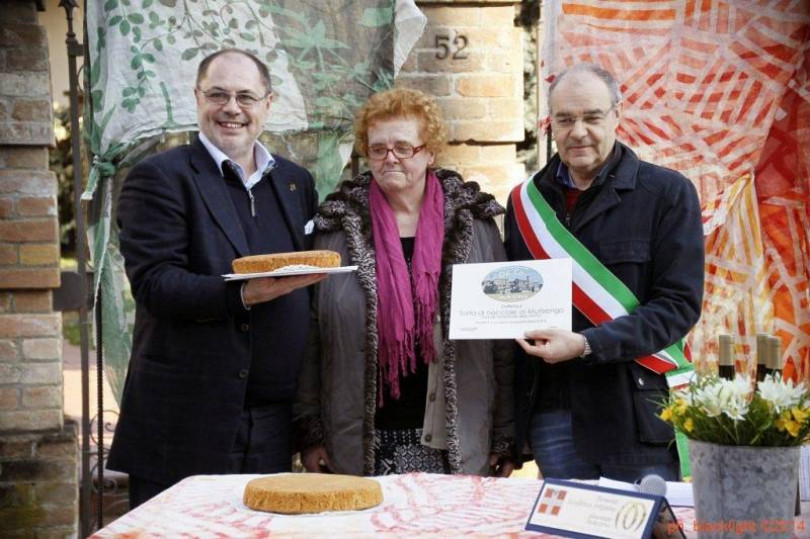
[
  {"left": 62, "top": 312, "right": 82, "bottom": 347},
  {"left": 61, "top": 311, "right": 97, "bottom": 349},
  {"left": 50, "top": 105, "right": 77, "bottom": 256}
]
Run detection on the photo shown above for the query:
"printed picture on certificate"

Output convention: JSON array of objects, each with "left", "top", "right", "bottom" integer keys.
[{"left": 449, "top": 259, "right": 572, "bottom": 340}]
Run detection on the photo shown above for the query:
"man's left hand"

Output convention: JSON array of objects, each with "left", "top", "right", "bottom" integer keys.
[{"left": 517, "top": 329, "right": 587, "bottom": 364}]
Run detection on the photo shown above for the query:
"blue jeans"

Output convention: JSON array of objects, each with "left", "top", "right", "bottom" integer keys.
[{"left": 529, "top": 410, "right": 678, "bottom": 482}]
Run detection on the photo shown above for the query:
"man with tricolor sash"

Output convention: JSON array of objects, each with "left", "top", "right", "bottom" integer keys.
[{"left": 506, "top": 64, "right": 703, "bottom": 482}]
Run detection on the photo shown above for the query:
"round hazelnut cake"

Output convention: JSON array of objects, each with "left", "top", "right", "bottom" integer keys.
[
  {"left": 243, "top": 473, "right": 383, "bottom": 514},
  {"left": 232, "top": 250, "right": 341, "bottom": 274}
]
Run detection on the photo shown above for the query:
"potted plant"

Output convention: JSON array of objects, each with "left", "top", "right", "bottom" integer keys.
[{"left": 660, "top": 374, "right": 809, "bottom": 538}]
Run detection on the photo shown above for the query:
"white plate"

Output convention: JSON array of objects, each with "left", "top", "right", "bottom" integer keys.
[{"left": 223, "top": 265, "right": 358, "bottom": 281}]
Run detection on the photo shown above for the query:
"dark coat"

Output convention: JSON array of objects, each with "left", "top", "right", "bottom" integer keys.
[
  {"left": 108, "top": 137, "right": 318, "bottom": 484},
  {"left": 506, "top": 142, "right": 704, "bottom": 466}
]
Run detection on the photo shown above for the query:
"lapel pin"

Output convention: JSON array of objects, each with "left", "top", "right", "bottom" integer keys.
[{"left": 289, "top": 183, "right": 297, "bottom": 192}]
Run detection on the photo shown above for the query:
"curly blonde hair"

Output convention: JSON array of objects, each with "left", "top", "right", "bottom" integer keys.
[{"left": 354, "top": 88, "right": 448, "bottom": 157}]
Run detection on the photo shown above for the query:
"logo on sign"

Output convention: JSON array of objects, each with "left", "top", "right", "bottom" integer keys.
[
  {"left": 537, "top": 488, "right": 567, "bottom": 517},
  {"left": 614, "top": 500, "right": 648, "bottom": 532}
]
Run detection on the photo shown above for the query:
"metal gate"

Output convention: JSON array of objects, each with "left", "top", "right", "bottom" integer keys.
[{"left": 55, "top": 1, "right": 125, "bottom": 535}]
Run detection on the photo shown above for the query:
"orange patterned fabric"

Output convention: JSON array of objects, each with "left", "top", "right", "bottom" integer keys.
[{"left": 542, "top": 1, "right": 810, "bottom": 382}]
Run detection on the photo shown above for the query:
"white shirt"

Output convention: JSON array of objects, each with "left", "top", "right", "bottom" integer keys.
[{"left": 198, "top": 132, "right": 275, "bottom": 190}]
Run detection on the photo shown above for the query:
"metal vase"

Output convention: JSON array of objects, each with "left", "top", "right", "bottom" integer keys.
[{"left": 689, "top": 440, "right": 800, "bottom": 539}]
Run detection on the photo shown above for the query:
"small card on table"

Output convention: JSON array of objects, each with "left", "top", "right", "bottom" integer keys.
[
  {"left": 526, "top": 479, "right": 684, "bottom": 539},
  {"left": 449, "top": 259, "right": 572, "bottom": 340}
]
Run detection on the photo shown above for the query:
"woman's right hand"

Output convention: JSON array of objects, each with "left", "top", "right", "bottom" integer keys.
[{"left": 302, "top": 445, "right": 333, "bottom": 473}]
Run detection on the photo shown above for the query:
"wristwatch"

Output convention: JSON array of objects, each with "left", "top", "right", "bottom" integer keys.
[{"left": 581, "top": 336, "right": 592, "bottom": 357}]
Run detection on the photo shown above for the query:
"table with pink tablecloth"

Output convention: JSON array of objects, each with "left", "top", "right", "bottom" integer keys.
[
  {"left": 89, "top": 473, "right": 708, "bottom": 537},
  {"left": 94, "top": 474, "right": 708, "bottom": 538}
]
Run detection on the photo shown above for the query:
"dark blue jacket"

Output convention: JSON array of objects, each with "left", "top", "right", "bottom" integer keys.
[
  {"left": 505, "top": 142, "right": 704, "bottom": 466},
  {"left": 108, "top": 137, "right": 318, "bottom": 484}
]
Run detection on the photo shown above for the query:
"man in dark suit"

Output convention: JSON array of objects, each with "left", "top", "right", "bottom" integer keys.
[{"left": 108, "top": 49, "right": 324, "bottom": 508}]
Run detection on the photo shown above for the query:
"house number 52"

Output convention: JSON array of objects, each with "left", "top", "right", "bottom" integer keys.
[{"left": 435, "top": 34, "right": 469, "bottom": 60}]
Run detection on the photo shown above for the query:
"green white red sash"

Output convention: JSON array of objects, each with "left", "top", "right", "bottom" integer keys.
[
  {"left": 512, "top": 176, "right": 695, "bottom": 479},
  {"left": 510, "top": 178, "right": 695, "bottom": 390}
]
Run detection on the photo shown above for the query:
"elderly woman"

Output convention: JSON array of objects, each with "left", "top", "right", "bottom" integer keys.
[{"left": 294, "top": 88, "right": 514, "bottom": 477}]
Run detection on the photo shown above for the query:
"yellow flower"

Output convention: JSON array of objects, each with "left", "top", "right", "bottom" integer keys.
[
  {"left": 776, "top": 410, "right": 801, "bottom": 437},
  {"left": 660, "top": 407, "right": 672, "bottom": 422},
  {"left": 684, "top": 417, "right": 694, "bottom": 433},
  {"left": 791, "top": 407, "right": 808, "bottom": 423}
]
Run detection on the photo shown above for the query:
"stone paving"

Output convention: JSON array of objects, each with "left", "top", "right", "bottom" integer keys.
[{"left": 62, "top": 339, "right": 119, "bottom": 426}]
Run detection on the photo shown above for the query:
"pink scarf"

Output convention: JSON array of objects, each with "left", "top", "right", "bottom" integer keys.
[{"left": 370, "top": 171, "right": 444, "bottom": 405}]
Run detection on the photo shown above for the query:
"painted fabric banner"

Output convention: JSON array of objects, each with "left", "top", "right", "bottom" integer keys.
[
  {"left": 84, "top": 0, "right": 426, "bottom": 402},
  {"left": 541, "top": 0, "right": 810, "bottom": 382},
  {"left": 85, "top": 0, "right": 423, "bottom": 156}
]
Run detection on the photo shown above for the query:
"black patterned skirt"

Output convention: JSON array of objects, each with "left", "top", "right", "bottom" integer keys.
[{"left": 373, "top": 427, "right": 450, "bottom": 476}]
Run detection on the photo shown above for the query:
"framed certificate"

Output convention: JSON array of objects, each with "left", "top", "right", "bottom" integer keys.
[{"left": 449, "top": 259, "right": 572, "bottom": 340}]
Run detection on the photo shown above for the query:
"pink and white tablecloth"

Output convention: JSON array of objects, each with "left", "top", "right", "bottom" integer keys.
[{"left": 91, "top": 473, "right": 711, "bottom": 537}]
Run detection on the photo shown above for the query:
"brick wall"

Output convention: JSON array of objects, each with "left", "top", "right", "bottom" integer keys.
[
  {"left": 0, "top": 422, "right": 80, "bottom": 535},
  {"left": 0, "top": 1, "right": 79, "bottom": 536},
  {"left": 399, "top": 0, "right": 525, "bottom": 203}
]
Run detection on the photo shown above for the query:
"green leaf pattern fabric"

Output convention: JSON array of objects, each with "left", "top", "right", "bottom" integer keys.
[{"left": 84, "top": 0, "right": 426, "bottom": 402}]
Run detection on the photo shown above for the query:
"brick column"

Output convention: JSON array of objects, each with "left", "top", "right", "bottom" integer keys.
[
  {"left": 0, "top": 1, "right": 79, "bottom": 536},
  {"left": 398, "top": 0, "right": 524, "bottom": 203}
]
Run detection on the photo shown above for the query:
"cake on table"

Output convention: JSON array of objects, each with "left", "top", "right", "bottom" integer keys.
[
  {"left": 232, "top": 250, "right": 341, "bottom": 274},
  {"left": 243, "top": 473, "right": 383, "bottom": 514}
]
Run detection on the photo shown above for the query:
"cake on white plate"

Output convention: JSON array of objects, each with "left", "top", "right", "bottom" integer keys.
[{"left": 232, "top": 250, "right": 341, "bottom": 274}]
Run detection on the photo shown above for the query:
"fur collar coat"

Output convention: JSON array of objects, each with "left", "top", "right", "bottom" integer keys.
[{"left": 294, "top": 169, "right": 514, "bottom": 475}]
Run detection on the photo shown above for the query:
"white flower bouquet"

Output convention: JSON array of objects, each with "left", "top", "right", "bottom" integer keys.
[{"left": 660, "top": 374, "right": 810, "bottom": 446}]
